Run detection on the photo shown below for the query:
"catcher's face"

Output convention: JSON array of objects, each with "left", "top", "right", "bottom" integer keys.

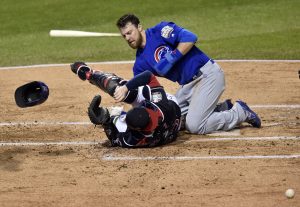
[{"left": 119, "top": 22, "right": 143, "bottom": 49}]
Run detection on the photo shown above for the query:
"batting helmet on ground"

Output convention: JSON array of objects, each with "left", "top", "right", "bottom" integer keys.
[{"left": 15, "top": 81, "right": 49, "bottom": 108}]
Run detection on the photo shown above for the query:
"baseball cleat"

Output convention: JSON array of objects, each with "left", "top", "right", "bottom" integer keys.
[{"left": 236, "top": 100, "right": 261, "bottom": 128}]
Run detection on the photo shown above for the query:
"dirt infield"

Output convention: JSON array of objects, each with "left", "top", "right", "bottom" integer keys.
[{"left": 0, "top": 61, "right": 299, "bottom": 207}]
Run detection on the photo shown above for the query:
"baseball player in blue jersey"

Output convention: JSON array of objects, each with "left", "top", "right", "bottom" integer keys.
[{"left": 114, "top": 14, "right": 261, "bottom": 134}]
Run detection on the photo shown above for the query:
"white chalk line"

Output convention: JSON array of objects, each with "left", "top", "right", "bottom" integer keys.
[
  {"left": 209, "top": 129, "right": 240, "bottom": 136},
  {"left": 0, "top": 59, "right": 300, "bottom": 70},
  {"left": 186, "top": 136, "right": 299, "bottom": 143},
  {"left": 0, "top": 121, "right": 91, "bottom": 126},
  {"left": 102, "top": 154, "right": 300, "bottom": 161},
  {"left": 1, "top": 136, "right": 299, "bottom": 161},
  {"left": 0, "top": 121, "right": 240, "bottom": 137},
  {"left": 0, "top": 61, "right": 135, "bottom": 70},
  {"left": 0, "top": 141, "right": 101, "bottom": 147},
  {"left": 0, "top": 136, "right": 298, "bottom": 147},
  {"left": 251, "top": 105, "right": 300, "bottom": 109},
  {"left": 0, "top": 103, "right": 298, "bottom": 127}
]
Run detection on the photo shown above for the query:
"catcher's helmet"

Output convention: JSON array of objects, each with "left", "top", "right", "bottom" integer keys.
[
  {"left": 125, "top": 106, "right": 161, "bottom": 132},
  {"left": 15, "top": 81, "right": 49, "bottom": 108}
]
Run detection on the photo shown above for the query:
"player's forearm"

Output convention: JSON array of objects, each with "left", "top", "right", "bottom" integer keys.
[
  {"left": 176, "top": 28, "right": 197, "bottom": 55},
  {"left": 176, "top": 42, "right": 194, "bottom": 55}
]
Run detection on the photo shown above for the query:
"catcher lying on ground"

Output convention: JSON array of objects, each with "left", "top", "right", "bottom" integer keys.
[{"left": 71, "top": 62, "right": 181, "bottom": 148}]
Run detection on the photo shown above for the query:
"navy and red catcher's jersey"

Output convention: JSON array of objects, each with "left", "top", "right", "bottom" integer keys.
[{"left": 103, "top": 71, "right": 181, "bottom": 148}]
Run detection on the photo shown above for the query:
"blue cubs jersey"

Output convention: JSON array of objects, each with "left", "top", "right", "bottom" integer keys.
[{"left": 133, "top": 21, "right": 211, "bottom": 85}]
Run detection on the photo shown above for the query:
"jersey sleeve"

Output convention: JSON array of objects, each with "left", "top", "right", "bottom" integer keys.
[
  {"left": 126, "top": 71, "right": 161, "bottom": 91},
  {"left": 156, "top": 21, "right": 197, "bottom": 45},
  {"left": 155, "top": 21, "right": 183, "bottom": 46}
]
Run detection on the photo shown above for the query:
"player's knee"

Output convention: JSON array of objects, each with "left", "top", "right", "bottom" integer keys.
[{"left": 185, "top": 121, "right": 206, "bottom": 134}]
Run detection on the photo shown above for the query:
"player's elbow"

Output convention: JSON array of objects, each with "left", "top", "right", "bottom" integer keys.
[{"left": 178, "top": 29, "right": 197, "bottom": 43}]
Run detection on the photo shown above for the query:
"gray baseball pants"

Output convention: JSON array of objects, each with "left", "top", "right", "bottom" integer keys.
[{"left": 175, "top": 60, "right": 247, "bottom": 134}]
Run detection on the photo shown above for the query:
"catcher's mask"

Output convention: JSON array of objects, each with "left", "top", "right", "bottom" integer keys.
[
  {"left": 125, "top": 106, "right": 162, "bottom": 132},
  {"left": 15, "top": 81, "right": 49, "bottom": 108}
]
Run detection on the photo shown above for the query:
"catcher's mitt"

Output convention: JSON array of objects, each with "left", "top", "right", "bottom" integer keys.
[{"left": 88, "top": 95, "right": 110, "bottom": 125}]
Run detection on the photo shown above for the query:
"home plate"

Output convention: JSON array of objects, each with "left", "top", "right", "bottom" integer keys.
[{"left": 208, "top": 129, "right": 240, "bottom": 136}]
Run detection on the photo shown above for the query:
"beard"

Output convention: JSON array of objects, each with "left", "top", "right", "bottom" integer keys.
[{"left": 128, "top": 32, "right": 143, "bottom": 49}]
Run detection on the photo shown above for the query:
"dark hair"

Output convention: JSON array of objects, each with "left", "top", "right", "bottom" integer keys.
[{"left": 116, "top": 13, "right": 140, "bottom": 28}]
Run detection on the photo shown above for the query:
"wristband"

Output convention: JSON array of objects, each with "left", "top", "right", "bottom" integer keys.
[
  {"left": 165, "top": 48, "right": 183, "bottom": 64},
  {"left": 154, "top": 49, "right": 183, "bottom": 75}
]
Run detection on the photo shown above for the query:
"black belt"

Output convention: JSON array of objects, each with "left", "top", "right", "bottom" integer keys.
[{"left": 192, "top": 59, "right": 214, "bottom": 80}]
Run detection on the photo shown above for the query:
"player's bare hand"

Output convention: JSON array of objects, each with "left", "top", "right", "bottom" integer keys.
[{"left": 114, "top": 85, "right": 128, "bottom": 102}]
